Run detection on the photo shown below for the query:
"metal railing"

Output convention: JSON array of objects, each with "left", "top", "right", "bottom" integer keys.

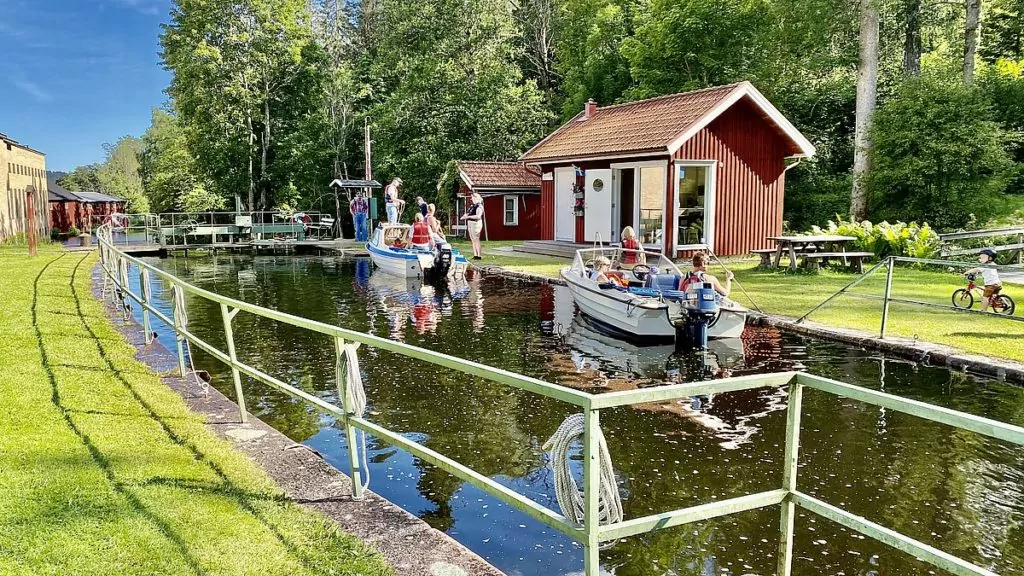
[
  {"left": 939, "top": 226, "right": 1024, "bottom": 262},
  {"left": 799, "top": 256, "right": 1024, "bottom": 337},
  {"left": 98, "top": 211, "right": 340, "bottom": 249},
  {"left": 96, "top": 224, "right": 1024, "bottom": 576}
]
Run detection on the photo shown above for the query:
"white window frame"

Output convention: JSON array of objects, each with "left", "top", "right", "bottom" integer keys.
[
  {"left": 503, "top": 194, "right": 519, "bottom": 226},
  {"left": 674, "top": 159, "right": 717, "bottom": 253}
]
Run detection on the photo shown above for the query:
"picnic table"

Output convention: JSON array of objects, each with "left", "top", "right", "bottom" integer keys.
[{"left": 763, "top": 235, "right": 859, "bottom": 270}]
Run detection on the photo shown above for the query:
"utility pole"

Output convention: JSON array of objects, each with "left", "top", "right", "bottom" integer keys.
[{"left": 365, "top": 119, "right": 373, "bottom": 231}]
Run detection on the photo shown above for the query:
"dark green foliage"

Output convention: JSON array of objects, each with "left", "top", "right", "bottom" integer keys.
[
  {"left": 868, "top": 74, "right": 1015, "bottom": 229},
  {"left": 57, "top": 165, "right": 102, "bottom": 193}
]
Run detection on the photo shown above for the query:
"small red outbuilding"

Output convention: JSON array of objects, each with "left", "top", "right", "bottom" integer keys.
[
  {"left": 518, "top": 81, "right": 815, "bottom": 256},
  {"left": 454, "top": 161, "right": 543, "bottom": 241}
]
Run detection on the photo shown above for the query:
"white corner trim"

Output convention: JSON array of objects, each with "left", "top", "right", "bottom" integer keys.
[
  {"left": 666, "top": 82, "right": 817, "bottom": 159},
  {"left": 458, "top": 169, "right": 474, "bottom": 190}
]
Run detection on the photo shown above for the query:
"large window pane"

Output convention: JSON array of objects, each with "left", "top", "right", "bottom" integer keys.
[
  {"left": 638, "top": 166, "right": 665, "bottom": 247},
  {"left": 677, "top": 165, "right": 708, "bottom": 246}
]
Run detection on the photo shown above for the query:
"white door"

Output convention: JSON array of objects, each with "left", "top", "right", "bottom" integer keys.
[
  {"left": 584, "top": 169, "right": 612, "bottom": 243},
  {"left": 554, "top": 167, "right": 575, "bottom": 241}
]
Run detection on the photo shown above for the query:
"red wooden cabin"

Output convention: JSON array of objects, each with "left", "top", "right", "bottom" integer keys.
[
  {"left": 47, "top": 173, "right": 125, "bottom": 232},
  {"left": 518, "top": 82, "right": 815, "bottom": 257},
  {"left": 454, "top": 161, "right": 542, "bottom": 241}
]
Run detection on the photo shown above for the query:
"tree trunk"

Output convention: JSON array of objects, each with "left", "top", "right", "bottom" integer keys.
[
  {"left": 852, "top": 0, "right": 879, "bottom": 220},
  {"left": 964, "top": 0, "right": 981, "bottom": 84},
  {"left": 261, "top": 96, "right": 270, "bottom": 210},
  {"left": 246, "top": 113, "right": 256, "bottom": 212},
  {"left": 903, "top": 0, "right": 922, "bottom": 75}
]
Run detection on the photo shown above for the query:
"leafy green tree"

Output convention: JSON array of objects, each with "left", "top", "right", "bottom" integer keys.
[
  {"left": 140, "top": 108, "right": 223, "bottom": 213},
  {"left": 868, "top": 73, "right": 1015, "bottom": 229},
  {"left": 554, "top": 0, "right": 633, "bottom": 118},
  {"left": 95, "top": 136, "right": 149, "bottom": 213},
  {"left": 162, "top": 0, "right": 316, "bottom": 211},
  {"left": 978, "top": 59, "right": 1024, "bottom": 194},
  {"left": 57, "top": 165, "right": 102, "bottom": 193},
  {"left": 621, "top": 0, "right": 772, "bottom": 98},
  {"left": 367, "top": 0, "right": 550, "bottom": 211}
]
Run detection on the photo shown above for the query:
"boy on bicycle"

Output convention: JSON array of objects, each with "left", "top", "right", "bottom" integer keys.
[{"left": 965, "top": 248, "right": 1001, "bottom": 312}]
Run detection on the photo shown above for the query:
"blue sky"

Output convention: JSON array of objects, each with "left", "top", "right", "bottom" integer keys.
[{"left": 0, "top": 0, "right": 171, "bottom": 171}]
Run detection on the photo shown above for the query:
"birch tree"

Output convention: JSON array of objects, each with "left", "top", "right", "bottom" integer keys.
[{"left": 851, "top": 0, "right": 879, "bottom": 219}]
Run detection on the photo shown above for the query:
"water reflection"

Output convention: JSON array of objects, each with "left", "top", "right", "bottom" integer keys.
[{"left": 138, "top": 254, "right": 1024, "bottom": 576}]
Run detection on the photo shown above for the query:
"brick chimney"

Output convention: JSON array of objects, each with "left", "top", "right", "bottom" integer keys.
[{"left": 582, "top": 98, "right": 597, "bottom": 120}]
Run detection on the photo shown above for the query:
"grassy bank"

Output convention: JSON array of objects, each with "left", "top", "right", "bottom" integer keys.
[
  {"left": 465, "top": 241, "right": 1024, "bottom": 363},
  {"left": 0, "top": 252, "right": 392, "bottom": 576}
]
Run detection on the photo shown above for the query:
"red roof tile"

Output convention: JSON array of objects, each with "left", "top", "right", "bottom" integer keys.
[
  {"left": 457, "top": 161, "right": 541, "bottom": 190},
  {"left": 519, "top": 82, "right": 814, "bottom": 163}
]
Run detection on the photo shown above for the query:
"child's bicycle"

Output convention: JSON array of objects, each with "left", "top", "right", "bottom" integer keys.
[{"left": 951, "top": 273, "right": 1015, "bottom": 315}]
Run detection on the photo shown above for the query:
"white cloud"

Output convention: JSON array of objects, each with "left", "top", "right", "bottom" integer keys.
[{"left": 9, "top": 75, "right": 54, "bottom": 102}]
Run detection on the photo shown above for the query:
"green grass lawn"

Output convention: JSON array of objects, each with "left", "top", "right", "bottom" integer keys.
[
  {"left": 463, "top": 242, "right": 1024, "bottom": 364},
  {"left": 450, "top": 238, "right": 570, "bottom": 278},
  {"left": 0, "top": 252, "right": 392, "bottom": 576}
]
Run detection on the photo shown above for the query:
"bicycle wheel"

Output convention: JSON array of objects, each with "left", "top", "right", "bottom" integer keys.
[
  {"left": 994, "top": 294, "right": 1015, "bottom": 316},
  {"left": 951, "top": 289, "right": 974, "bottom": 309}
]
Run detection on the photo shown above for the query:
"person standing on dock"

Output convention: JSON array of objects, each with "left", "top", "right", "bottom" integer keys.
[
  {"left": 385, "top": 177, "right": 403, "bottom": 224},
  {"left": 351, "top": 191, "right": 369, "bottom": 242},
  {"left": 416, "top": 196, "right": 428, "bottom": 219},
  {"left": 461, "top": 192, "right": 484, "bottom": 260}
]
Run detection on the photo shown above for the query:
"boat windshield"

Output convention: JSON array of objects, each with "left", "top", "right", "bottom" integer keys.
[
  {"left": 382, "top": 225, "right": 411, "bottom": 246},
  {"left": 569, "top": 247, "right": 682, "bottom": 278}
]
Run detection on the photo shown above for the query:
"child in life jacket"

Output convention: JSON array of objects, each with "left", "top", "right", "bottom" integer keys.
[
  {"left": 679, "top": 252, "right": 733, "bottom": 296},
  {"left": 592, "top": 256, "right": 629, "bottom": 287},
  {"left": 620, "top": 226, "right": 644, "bottom": 265}
]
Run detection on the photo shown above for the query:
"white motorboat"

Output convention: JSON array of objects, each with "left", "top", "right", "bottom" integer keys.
[
  {"left": 366, "top": 223, "right": 469, "bottom": 280},
  {"left": 560, "top": 247, "right": 747, "bottom": 344}
]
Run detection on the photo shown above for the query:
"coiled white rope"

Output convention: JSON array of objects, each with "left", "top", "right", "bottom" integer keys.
[
  {"left": 171, "top": 284, "right": 208, "bottom": 397},
  {"left": 341, "top": 342, "right": 370, "bottom": 496},
  {"left": 543, "top": 414, "right": 623, "bottom": 531}
]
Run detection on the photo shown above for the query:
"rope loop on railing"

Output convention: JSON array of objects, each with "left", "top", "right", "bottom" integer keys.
[
  {"left": 117, "top": 256, "right": 132, "bottom": 321},
  {"left": 171, "top": 283, "right": 189, "bottom": 329},
  {"left": 543, "top": 413, "right": 623, "bottom": 532},
  {"left": 171, "top": 283, "right": 208, "bottom": 396},
  {"left": 341, "top": 342, "right": 371, "bottom": 495}
]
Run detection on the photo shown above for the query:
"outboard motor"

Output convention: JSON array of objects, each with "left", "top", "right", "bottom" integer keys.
[
  {"left": 426, "top": 243, "right": 454, "bottom": 283},
  {"left": 676, "top": 282, "right": 720, "bottom": 350}
]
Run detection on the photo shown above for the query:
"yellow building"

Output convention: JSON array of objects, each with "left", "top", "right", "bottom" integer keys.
[{"left": 1, "top": 132, "right": 50, "bottom": 242}]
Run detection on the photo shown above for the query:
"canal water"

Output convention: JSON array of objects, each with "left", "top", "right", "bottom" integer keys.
[{"left": 138, "top": 254, "right": 1024, "bottom": 576}]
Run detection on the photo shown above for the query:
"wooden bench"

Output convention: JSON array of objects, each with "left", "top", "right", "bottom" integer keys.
[
  {"left": 752, "top": 246, "right": 819, "bottom": 268},
  {"left": 802, "top": 251, "right": 874, "bottom": 273}
]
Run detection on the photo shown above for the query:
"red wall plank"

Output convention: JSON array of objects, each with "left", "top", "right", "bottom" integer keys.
[
  {"left": 540, "top": 174, "right": 554, "bottom": 240},
  {"left": 675, "top": 97, "right": 787, "bottom": 256},
  {"left": 480, "top": 194, "right": 542, "bottom": 240}
]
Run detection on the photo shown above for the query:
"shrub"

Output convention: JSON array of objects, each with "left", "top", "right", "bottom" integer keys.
[
  {"left": 868, "top": 73, "right": 1015, "bottom": 230},
  {"left": 67, "top": 226, "right": 81, "bottom": 237},
  {"left": 807, "top": 217, "right": 941, "bottom": 259}
]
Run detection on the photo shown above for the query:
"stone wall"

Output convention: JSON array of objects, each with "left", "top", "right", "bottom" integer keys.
[{"left": 1, "top": 135, "right": 50, "bottom": 242}]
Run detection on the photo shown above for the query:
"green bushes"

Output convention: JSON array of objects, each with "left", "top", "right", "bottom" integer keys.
[{"left": 807, "top": 217, "right": 941, "bottom": 259}]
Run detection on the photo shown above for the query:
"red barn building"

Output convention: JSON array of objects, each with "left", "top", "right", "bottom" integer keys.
[
  {"left": 518, "top": 82, "right": 815, "bottom": 256},
  {"left": 454, "top": 161, "right": 542, "bottom": 241}
]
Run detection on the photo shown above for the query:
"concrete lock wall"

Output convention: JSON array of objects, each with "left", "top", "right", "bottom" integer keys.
[{"left": 1, "top": 137, "right": 50, "bottom": 242}]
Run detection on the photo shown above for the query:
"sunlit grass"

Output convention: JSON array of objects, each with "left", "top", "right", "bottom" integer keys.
[{"left": 0, "top": 252, "right": 393, "bottom": 576}]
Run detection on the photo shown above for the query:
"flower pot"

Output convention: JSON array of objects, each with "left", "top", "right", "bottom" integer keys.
[{"left": 78, "top": 233, "right": 92, "bottom": 248}]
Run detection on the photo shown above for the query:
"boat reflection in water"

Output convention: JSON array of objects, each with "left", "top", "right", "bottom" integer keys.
[
  {"left": 364, "top": 269, "right": 471, "bottom": 340},
  {"left": 551, "top": 317, "right": 800, "bottom": 449}
]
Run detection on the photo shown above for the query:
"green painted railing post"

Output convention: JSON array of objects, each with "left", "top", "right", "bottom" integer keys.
[
  {"left": 777, "top": 380, "right": 803, "bottom": 576},
  {"left": 879, "top": 256, "right": 895, "bottom": 338},
  {"left": 172, "top": 285, "right": 187, "bottom": 378},
  {"left": 335, "top": 336, "right": 364, "bottom": 500},
  {"left": 583, "top": 407, "right": 601, "bottom": 575},
  {"left": 219, "top": 303, "right": 248, "bottom": 424},
  {"left": 141, "top": 268, "right": 152, "bottom": 344}
]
